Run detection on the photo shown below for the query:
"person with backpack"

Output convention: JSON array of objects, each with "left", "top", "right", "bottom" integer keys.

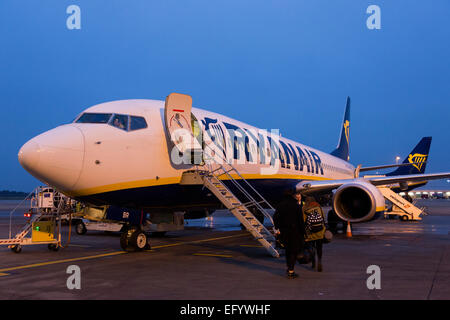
[
  {"left": 273, "top": 188, "right": 305, "bottom": 279},
  {"left": 302, "top": 196, "right": 326, "bottom": 272}
]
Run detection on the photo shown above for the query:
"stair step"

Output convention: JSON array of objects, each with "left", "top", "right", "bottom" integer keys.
[{"left": 198, "top": 166, "right": 279, "bottom": 258}]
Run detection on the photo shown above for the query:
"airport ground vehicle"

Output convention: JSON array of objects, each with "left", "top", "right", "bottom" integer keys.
[
  {"left": 75, "top": 211, "right": 184, "bottom": 238},
  {"left": 0, "top": 186, "right": 75, "bottom": 253}
]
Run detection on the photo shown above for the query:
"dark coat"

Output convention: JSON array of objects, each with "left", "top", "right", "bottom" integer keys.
[{"left": 273, "top": 195, "right": 305, "bottom": 235}]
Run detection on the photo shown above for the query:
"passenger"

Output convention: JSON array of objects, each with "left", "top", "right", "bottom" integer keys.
[
  {"left": 273, "top": 188, "right": 305, "bottom": 279},
  {"left": 302, "top": 196, "right": 326, "bottom": 272}
]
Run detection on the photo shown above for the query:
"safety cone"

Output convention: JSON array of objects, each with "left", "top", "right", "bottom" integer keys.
[{"left": 346, "top": 221, "right": 352, "bottom": 238}]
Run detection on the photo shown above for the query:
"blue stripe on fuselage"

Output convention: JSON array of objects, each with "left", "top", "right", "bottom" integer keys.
[{"left": 77, "top": 178, "right": 303, "bottom": 211}]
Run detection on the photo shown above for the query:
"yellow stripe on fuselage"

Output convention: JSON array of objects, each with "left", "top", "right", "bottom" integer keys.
[
  {"left": 67, "top": 177, "right": 182, "bottom": 197},
  {"left": 68, "top": 173, "right": 332, "bottom": 197}
]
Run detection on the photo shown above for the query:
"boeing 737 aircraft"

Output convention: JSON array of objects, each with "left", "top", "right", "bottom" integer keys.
[{"left": 18, "top": 93, "right": 450, "bottom": 251}]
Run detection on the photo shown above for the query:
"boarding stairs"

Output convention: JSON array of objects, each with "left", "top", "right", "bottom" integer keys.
[
  {"left": 0, "top": 202, "right": 63, "bottom": 246},
  {"left": 0, "top": 186, "right": 72, "bottom": 252},
  {"left": 378, "top": 187, "right": 427, "bottom": 221},
  {"left": 181, "top": 163, "right": 280, "bottom": 258},
  {"left": 165, "top": 92, "right": 279, "bottom": 257}
]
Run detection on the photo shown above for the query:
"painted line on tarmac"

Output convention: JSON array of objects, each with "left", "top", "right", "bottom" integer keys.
[
  {"left": 0, "top": 233, "right": 250, "bottom": 276},
  {"left": 146, "top": 233, "right": 250, "bottom": 251},
  {"left": 147, "top": 243, "right": 182, "bottom": 250},
  {"left": 0, "top": 251, "right": 125, "bottom": 275}
]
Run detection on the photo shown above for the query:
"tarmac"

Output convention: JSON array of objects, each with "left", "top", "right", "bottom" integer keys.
[{"left": 0, "top": 199, "right": 448, "bottom": 300}]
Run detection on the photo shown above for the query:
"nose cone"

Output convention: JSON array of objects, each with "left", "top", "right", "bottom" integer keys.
[
  {"left": 18, "top": 140, "right": 41, "bottom": 173},
  {"left": 18, "top": 125, "right": 84, "bottom": 191}
]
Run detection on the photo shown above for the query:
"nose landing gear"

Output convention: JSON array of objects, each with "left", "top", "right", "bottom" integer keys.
[{"left": 120, "top": 227, "right": 151, "bottom": 252}]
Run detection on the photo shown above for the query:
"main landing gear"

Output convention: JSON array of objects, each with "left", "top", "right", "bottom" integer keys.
[{"left": 120, "top": 227, "right": 151, "bottom": 252}]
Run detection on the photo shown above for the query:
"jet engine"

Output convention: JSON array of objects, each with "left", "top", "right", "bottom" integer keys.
[{"left": 332, "top": 181, "right": 385, "bottom": 223}]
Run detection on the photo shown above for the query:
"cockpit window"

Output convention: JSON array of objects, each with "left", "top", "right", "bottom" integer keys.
[
  {"left": 75, "top": 113, "right": 112, "bottom": 124},
  {"left": 111, "top": 114, "right": 129, "bottom": 131},
  {"left": 75, "top": 112, "right": 147, "bottom": 132},
  {"left": 130, "top": 116, "right": 147, "bottom": 131}
]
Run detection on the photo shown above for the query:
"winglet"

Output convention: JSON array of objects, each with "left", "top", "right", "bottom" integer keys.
[{"left": 330, "top": 97, "right": 351, "bottom": 161}]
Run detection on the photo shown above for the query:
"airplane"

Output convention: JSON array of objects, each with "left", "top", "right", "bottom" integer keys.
[{"left": 17, "top": 93, "right": 450, "bottom": 251}]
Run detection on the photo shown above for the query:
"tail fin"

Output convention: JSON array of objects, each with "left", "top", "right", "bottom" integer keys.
[
  {"left": 386, "top": 137, "right": 432, "bottom": 176},
  {"left": 330, "top": 97, "right": 351, "bottom": 161}
]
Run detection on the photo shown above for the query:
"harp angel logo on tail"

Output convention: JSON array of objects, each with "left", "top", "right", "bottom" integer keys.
[
  {"left": 408, "top": 153, "right": 427, "bottom": 172},
  {"left": 343, "top": 120, "right": 350, "bottom": 145}
]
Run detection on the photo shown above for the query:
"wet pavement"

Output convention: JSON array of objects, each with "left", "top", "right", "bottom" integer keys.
[{"left": 0, "top": 199, "right": 448, "bottom": 299}]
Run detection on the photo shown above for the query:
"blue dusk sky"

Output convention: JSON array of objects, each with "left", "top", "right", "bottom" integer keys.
[{"left": 0, "top": 0, "right": 449, "bottom": 191}]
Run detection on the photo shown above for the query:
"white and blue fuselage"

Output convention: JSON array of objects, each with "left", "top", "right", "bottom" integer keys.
[{"left": 18, "top": 99, "right": 355, "bottom": 211}]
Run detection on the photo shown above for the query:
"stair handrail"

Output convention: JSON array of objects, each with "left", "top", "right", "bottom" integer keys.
[
  {"left": 8, "top": 187, "right": 40, "bottom": 239},
  {"left": 201, "top": 149, "right": 276, "bottom": 227}
]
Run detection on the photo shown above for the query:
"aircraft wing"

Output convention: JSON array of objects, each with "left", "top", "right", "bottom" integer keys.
[
  {"left": 359, "top": 162, "right": 427, "bottom": 172},
  {"left": 366, "top": 172, "right": 450, "bottom": 186},
  {"left": 297, "top": 172, "right": 450, "bottom": 194}
]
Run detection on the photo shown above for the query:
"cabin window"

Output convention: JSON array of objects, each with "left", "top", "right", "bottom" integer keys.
[
  {"left": 75, "top": 113, "right": 112, "bottom": 124},
  {"left": 130, "top": 116, "right": 148, "bottom": 131},
  {"left": 110, "top": 114, "right": 129, "bottom": 131}
]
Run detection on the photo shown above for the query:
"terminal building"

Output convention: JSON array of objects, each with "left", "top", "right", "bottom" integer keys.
[{"left": 399, "top": 190, "right": 450, "bottom": 199}]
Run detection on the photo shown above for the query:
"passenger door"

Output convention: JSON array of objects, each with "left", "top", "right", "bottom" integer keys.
[{"left": 164, "top": 93, "right": 203, "bottom": 164}]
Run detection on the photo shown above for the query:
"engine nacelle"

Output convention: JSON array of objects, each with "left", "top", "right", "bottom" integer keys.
[{"left": 332, "top": 181, "right": 385, "bottom": 223}]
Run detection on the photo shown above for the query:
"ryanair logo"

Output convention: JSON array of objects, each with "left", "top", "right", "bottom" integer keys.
[
  {"left": 343, "top": 120, "right": 350, "bottom": 145},
  {"left": 408, "top": 153, "right": 427, "bottom": 172}
]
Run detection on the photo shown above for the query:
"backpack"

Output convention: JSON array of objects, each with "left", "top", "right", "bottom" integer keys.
[{"left": 304, "top": 206, "right": 325, "bottom": 234}]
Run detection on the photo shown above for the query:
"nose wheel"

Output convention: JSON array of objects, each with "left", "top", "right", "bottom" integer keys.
[
  {"left": 120, "top": 227, "right": 150, "bottom": 252},
  {"left": 76, "top": 221, "right": 87, "bottom": 235}
]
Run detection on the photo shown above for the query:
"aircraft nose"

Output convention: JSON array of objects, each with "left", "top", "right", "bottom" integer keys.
[
  {"left": 18, "top": 125, "right": 85, "bottom": 191},
  {"left": 18, "top": 140, "right": 41, "bottom": 173}
]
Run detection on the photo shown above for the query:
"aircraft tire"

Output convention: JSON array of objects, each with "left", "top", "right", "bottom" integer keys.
[
  {"left": 120, "top": 228, "right": 134, "bottom": 252},
  {"left": 76, "top": 221, "right": 87, "bottom": 235},
  {"left": 130, "top": 230, "right": 148, "bottom": 251},
  {"left": 120, "top": 228, "right": 149, "bottom": 252}
]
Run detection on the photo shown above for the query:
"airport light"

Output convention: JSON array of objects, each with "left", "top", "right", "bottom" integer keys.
[{"left": 396, "top": 156, "right": 400, "bottom": 164}]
